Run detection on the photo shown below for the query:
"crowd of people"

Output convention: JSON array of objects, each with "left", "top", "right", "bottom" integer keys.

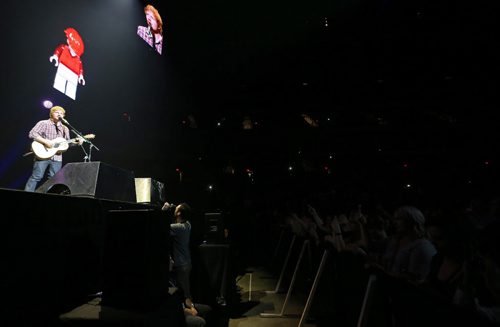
[{"left": 265, "top": 191, "right": 500, "bottom": 326}]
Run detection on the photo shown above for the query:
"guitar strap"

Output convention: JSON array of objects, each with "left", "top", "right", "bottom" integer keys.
[{"left": 54, "top": 122, "right": 67, "bottom": 139}]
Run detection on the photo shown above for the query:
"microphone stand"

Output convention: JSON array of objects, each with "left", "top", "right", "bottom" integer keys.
[{"left": 62, "top": 118, "right": 100, "bottom": 162}]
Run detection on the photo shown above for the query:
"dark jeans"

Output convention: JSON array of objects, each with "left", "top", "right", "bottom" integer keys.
[
  {"left": 24, "top": 159, "right": 62, "bottom": 191},
  {"left": 174, "top": 263, "right": 192, "bottom": 299}
]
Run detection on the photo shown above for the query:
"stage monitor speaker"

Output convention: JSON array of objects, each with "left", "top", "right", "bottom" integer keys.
[
  {"left": 36, "top": 162, "right": 136, "bottom": 202},
  {"left": 199, "top": 243, "right": 231, "bottom": 305},
  {"left": 135, "top": 178, "right": 165, "bottom": 206},
  {"left": 203, "top": 212, "right": 225, "bottom": 244}
]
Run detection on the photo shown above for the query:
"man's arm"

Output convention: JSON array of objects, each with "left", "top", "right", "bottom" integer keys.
[
  {"left": 29, "top": 121, "right": 53, "bottom": 148},
  {"left": 32, "top": 136, "right": 53, "bottom": 148}
]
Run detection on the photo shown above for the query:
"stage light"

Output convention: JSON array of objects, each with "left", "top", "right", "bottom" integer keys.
[{"left": 43, "top": 100, "right": 53, "bottom": 108}]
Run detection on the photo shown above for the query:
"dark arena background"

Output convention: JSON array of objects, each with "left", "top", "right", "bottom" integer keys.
[{"left": 0, "top": 0, "right": 499, "bottom": 326}]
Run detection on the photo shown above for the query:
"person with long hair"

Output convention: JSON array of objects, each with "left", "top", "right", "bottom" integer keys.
[{"left": 137, "top": 4, "right": 164, "bottom": 54}]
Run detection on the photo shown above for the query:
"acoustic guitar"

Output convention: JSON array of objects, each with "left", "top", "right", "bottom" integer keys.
[{"left": 31, "top": 134, "right": 95, "bottom": 159}]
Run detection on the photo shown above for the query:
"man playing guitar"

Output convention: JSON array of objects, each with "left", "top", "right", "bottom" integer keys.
[{"left": 24, "top": 106, "right": 83, "bottom": 192}]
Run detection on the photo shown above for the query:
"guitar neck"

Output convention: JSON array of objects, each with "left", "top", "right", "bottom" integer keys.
[
  {"left": 55, "top": 134, "right": 94, "bottom": 146},
  {"left": 67, "top": 136, "right": 88, "bottom": 144},
  {"left": 56, "top": 138, "right": 74, "bottom": 146},
  {"left": 72, "top": 134, "right": 94, "bottom": 143}
]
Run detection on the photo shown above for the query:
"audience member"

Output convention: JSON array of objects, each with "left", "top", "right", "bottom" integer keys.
[{"left": 375, "top": 206, "right": 437, "bottom": 282}]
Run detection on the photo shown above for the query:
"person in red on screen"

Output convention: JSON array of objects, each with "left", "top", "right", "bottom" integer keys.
[
  {"left": 137, "top": 4, "right": 163, "bottom": 54},
  {"left": 49, "top": 28, "right": 86, "bottom": 100}
]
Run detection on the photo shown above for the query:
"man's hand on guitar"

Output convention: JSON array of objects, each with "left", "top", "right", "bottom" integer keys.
[
  {"left": 40, "top": 138, "right": 53, "bottom": 148},
  {"left": 76, "top": 137, "right": 84, "bottom": 145}
]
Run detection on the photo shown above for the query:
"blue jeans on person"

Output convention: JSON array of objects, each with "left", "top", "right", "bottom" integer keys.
[
  {"left": 24, "top": 159, "right": 62, "bottom": 192},
  {"left": 173, "top": 263, "right": 192, "bottom": 299}
]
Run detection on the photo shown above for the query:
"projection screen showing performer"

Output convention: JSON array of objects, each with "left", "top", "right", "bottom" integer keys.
[{"left": 137, "top": 4, "right": 164, "bottom": 55}]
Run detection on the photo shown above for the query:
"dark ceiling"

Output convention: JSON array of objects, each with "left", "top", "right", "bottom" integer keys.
[{"left": 164, "top": 0, "right": 498, "bottom": 129}]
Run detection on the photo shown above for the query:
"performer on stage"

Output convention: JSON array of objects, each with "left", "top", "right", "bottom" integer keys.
[{"left": 24, "top": 106, "right": 82, "bottom": 192}]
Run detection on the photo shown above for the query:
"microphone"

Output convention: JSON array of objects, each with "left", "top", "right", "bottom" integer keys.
[{"left": 60, "top": 117, "right": 69, "bottom": 125}]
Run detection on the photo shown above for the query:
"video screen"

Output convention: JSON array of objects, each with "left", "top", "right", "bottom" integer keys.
[{"left": 137, "top": 4, "right": 164, "bottom": 55}]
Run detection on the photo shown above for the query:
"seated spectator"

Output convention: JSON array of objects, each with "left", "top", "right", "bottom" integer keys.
[
  {"left": 376, "top": 206, "right": 437, "bottom": 283},
  {"left": 363, "top": 207, "right": 436, "bottom": 326},
  {"left": 384, "top": 213, "right": 479, "bottom": 327},
  {"left": 183, "top": 296, "right": 213, "bottom": 327},
  {"left": 169, "top": 279, "right": 213, "bottom": 327}
]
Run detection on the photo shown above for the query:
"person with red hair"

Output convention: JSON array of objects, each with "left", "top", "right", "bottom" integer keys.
[{"left": 137, "top": 4, "right": 164, "bottom": 54}]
